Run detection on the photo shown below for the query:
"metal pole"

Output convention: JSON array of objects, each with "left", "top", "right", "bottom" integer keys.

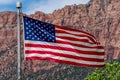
[{"left": 16, "top": 2, "right": 22, "bottom": 80}]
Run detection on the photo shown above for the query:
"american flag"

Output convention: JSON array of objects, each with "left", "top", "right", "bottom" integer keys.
[{"left": 23, "top": 16, "right": 105, "bottom": 67}]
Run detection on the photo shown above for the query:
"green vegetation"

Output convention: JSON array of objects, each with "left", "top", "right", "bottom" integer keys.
[{"left": 86, "top": 61, "right": 120, "bottom": 80}]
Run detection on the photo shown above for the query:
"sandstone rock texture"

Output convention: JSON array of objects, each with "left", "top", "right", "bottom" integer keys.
[
  {"left": 0, "top": 0, "right": 120, "bottom": 79},
  {"left": 30, "top": 0, "right": 120, "bottom": 60}
]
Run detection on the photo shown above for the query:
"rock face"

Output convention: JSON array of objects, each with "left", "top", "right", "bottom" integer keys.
[
  {"left": 30, "top": 0, "right": 120, "bottom": 59},
  {"left": 0, "top": 0, "right": 120, "bottom": 79}
]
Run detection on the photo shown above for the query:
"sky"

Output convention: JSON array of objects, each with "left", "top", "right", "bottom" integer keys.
[{"left": 0, "top": 0, "right": 90, "bottom": 15}]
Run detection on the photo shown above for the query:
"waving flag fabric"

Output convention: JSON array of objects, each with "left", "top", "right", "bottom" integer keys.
[{"left": 23, "top": 16, "right": 105, "bottom": 67}]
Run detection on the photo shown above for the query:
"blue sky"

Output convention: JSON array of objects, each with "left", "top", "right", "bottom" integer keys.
[{"left": 0, "top": 0, "right": 90, "bottom": 14}]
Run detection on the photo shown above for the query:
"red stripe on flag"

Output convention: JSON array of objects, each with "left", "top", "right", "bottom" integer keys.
[
  {"left": 56, "top": 40, "right": 104, "bottom": 49},
  {"left": 55, "top": 25, "right": 95, "bottom": 39},
  {"left": 25, "top": 50, "right": 104, "bottom": 62},
  {"left": 57, "top": 36, "right": 94, "bottom": 44},
  {"left": 26, "top": 57, "right": 105, "bottom": 67},
  {"left": 56, "top": 29, "right": 96, "bottom": 43},
  {"left": 25, "top": 43, "right": 104, "bottom": 55}
]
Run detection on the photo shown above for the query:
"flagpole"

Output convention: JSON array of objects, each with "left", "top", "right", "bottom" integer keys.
[{"left": 16, "top": 2, "right": 22, "bottom": 80}]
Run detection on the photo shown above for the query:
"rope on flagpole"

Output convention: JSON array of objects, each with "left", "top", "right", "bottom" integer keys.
[{"left": 16, "top": 2, "right": 22, "bottom": 80}]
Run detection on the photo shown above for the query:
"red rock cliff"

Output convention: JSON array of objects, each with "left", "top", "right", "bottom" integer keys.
[{"left": 0, "top": 0, "right": 120, "bottom": 79}]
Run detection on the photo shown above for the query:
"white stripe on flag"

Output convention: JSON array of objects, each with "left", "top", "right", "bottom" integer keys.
[
  {"left": 56, "top": 38, "right": 101, "bottom": 47},
  {"left": 25, "top": 53, "right": 104, "bottom": 65},
  {"left": 56, "top": 33, "right": 92, "bottom": 40},
  {"left": 25, "top": 47, "right": 104, "bottom": 59},
  {"left": 25, "top": 40, "right": 104, "bottom": 52},
  {"left": 56, "top": 27, "right": 96, "bottom": 42}
]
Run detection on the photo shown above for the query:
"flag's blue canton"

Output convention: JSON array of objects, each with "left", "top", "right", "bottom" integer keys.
[{"left": 23, "top": 16, "right": 56, "bottom": 42}]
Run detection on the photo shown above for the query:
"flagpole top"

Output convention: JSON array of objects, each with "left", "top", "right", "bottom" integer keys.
[{"left": 16, "top": 2, "right": 22, "bottom": 9}]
